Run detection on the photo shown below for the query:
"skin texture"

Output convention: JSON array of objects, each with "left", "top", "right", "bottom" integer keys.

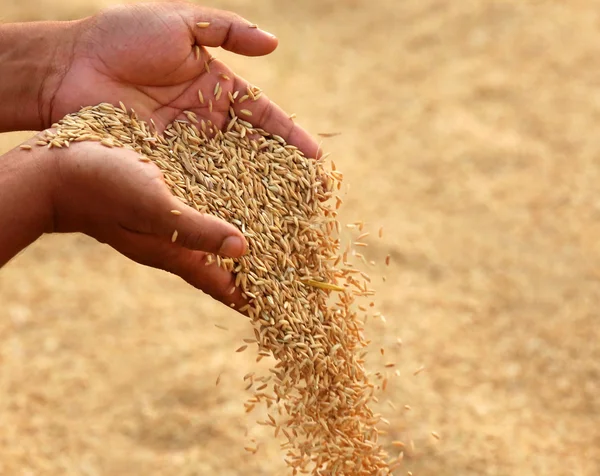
[
  {"left": 0, "top": 3, "right": 320, "bottom": 304},
  {"left": 1, "top": 138, "right": 247, "bottom": 306},
  {"left": 47, "top": 3, "right": 320, "bottom": 158}
]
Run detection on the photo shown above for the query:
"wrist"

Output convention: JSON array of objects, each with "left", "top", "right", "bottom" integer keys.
[
  {"left": 0, "top": 21, "right": 80, "bottom": 132},
  {"left": 0, "top": 137, "right": 57, "bottom": 266}
]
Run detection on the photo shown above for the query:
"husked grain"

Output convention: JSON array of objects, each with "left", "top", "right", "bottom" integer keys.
[{"left": 40, "top": 102, "right": 392, "bottom": 475}]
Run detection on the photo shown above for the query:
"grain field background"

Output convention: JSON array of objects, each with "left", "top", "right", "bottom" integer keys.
[{"left": 1, "top": 0, "right": 600, "bottom": 475}]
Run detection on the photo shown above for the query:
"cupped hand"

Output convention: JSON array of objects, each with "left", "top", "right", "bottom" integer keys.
[
  {"left": 48, "top": 139, "right": 247, "bottom": 305},
  {"left": 47, "top": 2, "right": 320, "bottom": 158}
]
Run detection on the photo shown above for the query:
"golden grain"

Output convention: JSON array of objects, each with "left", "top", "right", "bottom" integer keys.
[
  {"left": 196, "top": 21, "right": 211, "bottom": 28},
  {"left": 318, "top": 132, "right": 341, "bottom": 138},
  {"left": 414, "top": 366, "right": 425, "bottom": 376},
  {"left": 39, "top": 102, "right": 392, "bottom": 475}
]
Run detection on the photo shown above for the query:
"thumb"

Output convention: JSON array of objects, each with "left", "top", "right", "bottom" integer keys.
[
  {"left": 155, "top": 194, "right": 247, "bottom": 258},
  {"left": 125, "top": 173, "right": 247, "bottom": 257},
  {"left": 113, "top": 153, "right": 247, "bottom": 258}
]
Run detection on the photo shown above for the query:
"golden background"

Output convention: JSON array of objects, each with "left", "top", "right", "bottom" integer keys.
[{"left": 1, "top": 0, "right": 599, "bottom": 474}]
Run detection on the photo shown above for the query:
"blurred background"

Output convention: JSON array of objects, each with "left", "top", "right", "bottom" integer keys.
[{"left": 1, "top": 0, "right": 600, "bottom": 474}]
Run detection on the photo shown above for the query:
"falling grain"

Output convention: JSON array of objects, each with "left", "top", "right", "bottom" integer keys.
[
  {"left": 38, "top": 102, "right": 393, "bottom": 475},
  {"left": 413, "top": 366, "right": 426, "bottom": 376},
  {"left": 318, "top": 132, "right": 341, "bottom": 138}
]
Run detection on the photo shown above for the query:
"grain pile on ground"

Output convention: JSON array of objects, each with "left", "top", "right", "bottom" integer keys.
[{"left": 36, "top": 102, "right": 395, "bottom": 474}]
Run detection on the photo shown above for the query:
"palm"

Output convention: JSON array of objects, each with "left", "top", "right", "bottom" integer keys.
[{"left": 52, "top": 3, "right": 319, "bottom": 157}]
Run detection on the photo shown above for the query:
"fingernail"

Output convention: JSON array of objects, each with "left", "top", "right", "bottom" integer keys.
[
  {"left": 262, "top": 30, "right": 276, "bottom": 39},
  {"left": 219, "top": 236, "right": 245, "bottom": 258}
]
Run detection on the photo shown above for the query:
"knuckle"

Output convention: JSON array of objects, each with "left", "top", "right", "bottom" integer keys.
[{"left": 179, "top": 226, "right": 212, "bottom": 252}]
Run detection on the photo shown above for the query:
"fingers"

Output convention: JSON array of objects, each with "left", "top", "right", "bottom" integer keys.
[
  {"left": 129, "top": 170, "right": 247, "bottom": 257},
  {"left": 162, "top": 196, "right": 247, "bottom": 258},
  {"left": 227, "top": 75, "right": 322, "bottom": 159},
  {"left": 110, "top": 227, "right": 247, "bottom": 307},
  {"left": 99, "top": 150, "right": 247, "bottom": 258},
  {"left": 185, "top": 6, "right": 278, "bottom": 56}
]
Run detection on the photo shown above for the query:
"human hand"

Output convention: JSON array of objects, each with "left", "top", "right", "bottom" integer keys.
[
  {"left": 43, "top": 2, "right": 319, "bottom": 158},
  {"left": 45, "top": 139, "right": 247, "bottom": 305}
]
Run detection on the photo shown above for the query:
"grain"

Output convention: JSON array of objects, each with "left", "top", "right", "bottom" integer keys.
[
  {"left": 19, "top": 144, "right": 32, "bottom": 150},
  {"left": 431, "top": 431, "right": 441, "bottom": 440},
  {"left": 194, "top": 45, "right": 201, "bottom": 60},
  {"left": 171, "top": 230, "right": 178, "bottom": 243},
  {"left": 40, "top": 103, "right": 392, "bottom": 475},
  {"left": 413, "top": 366, "right": 426, "bottom": 376},
  {"left": 196, "top": 21, "right": 211, "bottom": 28},
  {"left": 170, "top": 210, "right": 182, "bottom": 216},
  {"left": 318, "top": 132, "right": 341, "bottom": 138}
]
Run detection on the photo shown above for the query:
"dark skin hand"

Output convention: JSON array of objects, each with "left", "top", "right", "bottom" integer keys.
[
  {"left": 0, "top": 3, "right": 321, "bottom": 305},
  {"left": 47, "top": 2, "right": 319, "bottom": 156},
  {"left": 0, "top": 137, "right": 247, "bottom": 307}
]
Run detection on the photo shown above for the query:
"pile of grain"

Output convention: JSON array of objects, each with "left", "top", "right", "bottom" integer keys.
[{"left": 37, "top": 100, "right": 396, "bottom": 474}]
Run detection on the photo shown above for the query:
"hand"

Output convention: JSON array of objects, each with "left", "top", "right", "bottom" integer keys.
[
  {"left": 45, "top": 2, "right": 320, "bottom": 158},
  {"left": 46, "top": 140, "right": 247, "bottom": 305}
]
